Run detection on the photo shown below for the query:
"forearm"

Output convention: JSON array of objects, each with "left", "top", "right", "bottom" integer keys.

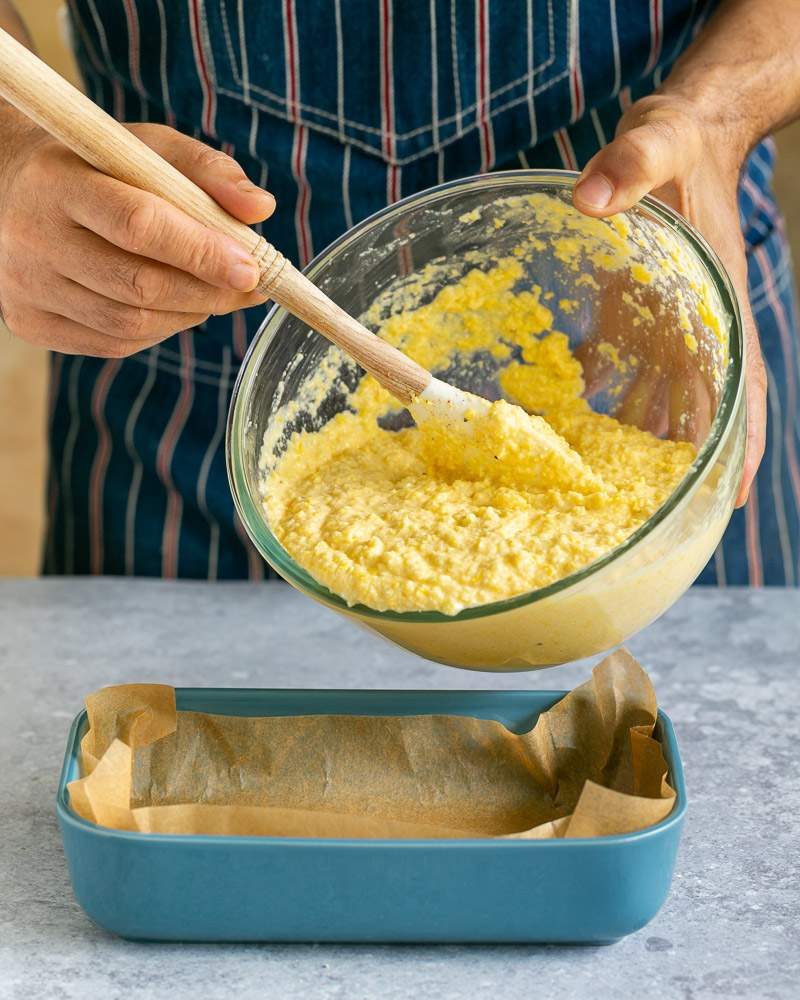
[{"left": 662, "top": 0, "right": 800, "bottom": 162}]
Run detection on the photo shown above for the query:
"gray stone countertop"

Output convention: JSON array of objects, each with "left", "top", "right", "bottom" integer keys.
[{"left": 0, "top": 579, "right": 797, "bottom": 1000}]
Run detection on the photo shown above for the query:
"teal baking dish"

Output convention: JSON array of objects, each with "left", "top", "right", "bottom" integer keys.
[{"left": 56, "top": 688, "right": 686, "bottom": 943}]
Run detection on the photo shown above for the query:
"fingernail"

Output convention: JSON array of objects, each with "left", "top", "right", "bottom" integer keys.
[
  {"left": 228, "top": 259, "right": 259, "bottom": 291},
  {"left": 575, "top": 173, "right": 614, "bottom": 210}
]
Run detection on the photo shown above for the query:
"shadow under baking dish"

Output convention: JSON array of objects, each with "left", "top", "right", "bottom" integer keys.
[{"left": 56, "top": 688, "right": 687, "bottom": 944}]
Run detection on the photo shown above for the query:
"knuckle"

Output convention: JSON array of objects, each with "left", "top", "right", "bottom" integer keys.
[
  {"left": 620, "top": 94, "right": 661, "bottom": 124},
  {"left": 129, "top": 260, "right": 168, "bottom": 308},
  {"left": 126, "top": 308, "right": 155, "bottom": 340},
  {"left": 118, "top": 306, "right": 151, "bottom": 340},
  {"left": 643, "top": 116, "right": 680, "bottom": 148},
  {"left": 621, "top": 100, "right": 701, "bottom": 162},
  {"left": 619, "top": 130, "right": 661, "bottom": 177},
  {"left": 194, "top": 144, "right": 233, "bottom": 173},
  {"left": 17, "top": 141, "right": 60, "bottom": 187},
  {"left": 7, "top": 154, "right": 63, "bottom": 230},
  {"left": 115, "top": 198, "right": 160, "bottom": 251},
  {"left": 187, "top": 232, "right": 225, "bottom": 277}
]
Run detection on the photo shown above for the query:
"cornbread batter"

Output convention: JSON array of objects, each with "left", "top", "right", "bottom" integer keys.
[{"left": 262, "top": 260, "right": 697, "bottom": 615}]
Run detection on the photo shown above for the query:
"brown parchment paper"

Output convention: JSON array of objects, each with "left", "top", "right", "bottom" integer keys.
[{"left": 67, "top": 648, "right": 675, "bottom": 839}]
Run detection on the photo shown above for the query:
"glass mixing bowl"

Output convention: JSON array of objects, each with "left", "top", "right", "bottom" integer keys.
[{"left": 227, "top": 171, "right": 745, "bottom": 671}]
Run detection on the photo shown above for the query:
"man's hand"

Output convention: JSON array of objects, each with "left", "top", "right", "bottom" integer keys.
[
  {"left": 573, "top": 92, "right": 765, "bottom": 508},
  {"left": 570, "top": 0, "right": 800, "bottom": 508},
  {"left": 0, "top": 118, "right": 275, "bottom": 358}
]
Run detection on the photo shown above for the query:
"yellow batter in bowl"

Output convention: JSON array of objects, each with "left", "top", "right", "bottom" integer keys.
[
  {"left": 262, "top": 260, "right": 696, "bottom": 615},
  {"left": 230, "top": 176, "right": 744, "bottom": 669}
]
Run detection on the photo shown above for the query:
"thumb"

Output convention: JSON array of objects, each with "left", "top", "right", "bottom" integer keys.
[
  {"left": 573, "top": 116, "right": 698, "bottom": 217},
  {"left": 129, "top": 123, "right": 276, "bottom": 226}
]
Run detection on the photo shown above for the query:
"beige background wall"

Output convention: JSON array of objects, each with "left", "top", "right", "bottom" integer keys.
[
  {"left": 1, "top": 1, "right": 799, "bottom": 575},
  {"left": 1, "top": 1, "right": 78, "bottom": 575}
]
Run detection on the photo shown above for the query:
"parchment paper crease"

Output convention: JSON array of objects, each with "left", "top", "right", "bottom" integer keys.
[{"left": 67, "top": 648, "right": 675, "bottom": 839}]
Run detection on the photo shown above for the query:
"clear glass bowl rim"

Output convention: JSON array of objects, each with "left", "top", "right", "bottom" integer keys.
[{"left": 226, "top": 169, "right": 745, "bottom": 624}]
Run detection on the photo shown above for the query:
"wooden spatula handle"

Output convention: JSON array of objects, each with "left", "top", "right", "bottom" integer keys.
[{"left": 0, "top": 28, "right": 429, "bottom": 402}]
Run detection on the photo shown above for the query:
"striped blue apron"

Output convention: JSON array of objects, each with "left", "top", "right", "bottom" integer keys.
[{"left": 47, "top": 0, "right": 800, "bottom": 585}]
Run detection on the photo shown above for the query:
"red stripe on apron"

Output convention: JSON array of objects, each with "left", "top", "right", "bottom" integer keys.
[
  {"left": 88, "top": 359, "right": 122, "bottom": 574},
  {"left": 554, "top": 128, "right": 578, "bottom": 171},
  {"left": 476, "top": 0, "right": 494, "bottom": 172},
  {"left": 285, "top": 0, "right": 299, "bottom": 117},
  {"left": 189, "top": 0, "right": 216, "bottom": 136},
  {"left": 291, "top": 125, "right": 313, "bottom": 265},
  {"left": 157, "top": 331, "right": 195, "bottom": 578},
  {"left": 285, "top": 0, "right": 313, "bottom": 263},
  {"left": 122, "top": 0, "right": 144, "bottom": 95},
  {"left": 46, "top": 352, "right": 65, "bottom": 568},
  {"left": 645, "top": 0, "right": 664, "bottom": 74},
  {"left": 233, "top": 310, "right": 248, "bottom": 361},
  {"left": 380, "top": 0, "right": 400, "bottom": 202},
  {"left": 568, "top": 0, "right": 585, "bottom": 122}
]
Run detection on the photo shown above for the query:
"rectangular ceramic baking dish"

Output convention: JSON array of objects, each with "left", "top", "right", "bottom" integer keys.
[{"left": 57, "top": 688, "right": 686, "bottom": 943}]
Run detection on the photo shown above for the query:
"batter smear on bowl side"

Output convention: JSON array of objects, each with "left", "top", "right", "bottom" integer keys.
[{"left": 261, "top": 260, "right": 697, "bottom": 615}]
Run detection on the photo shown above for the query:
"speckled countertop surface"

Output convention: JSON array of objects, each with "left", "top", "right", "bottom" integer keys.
[{"left": 0, "top": 579, "right": 797, "bottom": 1000}]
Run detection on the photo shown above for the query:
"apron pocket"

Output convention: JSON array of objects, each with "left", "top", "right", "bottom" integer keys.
[{"left": 205, "top": 0, "right": 573, "bottom": 164}]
